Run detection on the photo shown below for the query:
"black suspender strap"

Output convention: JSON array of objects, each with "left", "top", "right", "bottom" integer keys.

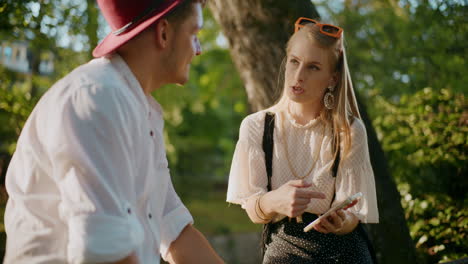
[
  {"left": 331, "top": 144, "right": 340, "bottom": 178},
  {"left": 261, "top": 112, "right": 275, "bottom": 256},
  {"left": 329, "top": 132, "right": 341, "bottom": 208},
  {"left": 262, "top": 112, "right": 275, "bottom": 191}
]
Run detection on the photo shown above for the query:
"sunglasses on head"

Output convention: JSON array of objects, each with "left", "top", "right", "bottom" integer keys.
[{"left": 294, "top": 17, "right": 343, "bottom": 38}]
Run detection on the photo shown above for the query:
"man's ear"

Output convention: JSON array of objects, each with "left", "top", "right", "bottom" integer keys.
[{"left": 154, "top": 19, "right": 170, "bottom": 49}]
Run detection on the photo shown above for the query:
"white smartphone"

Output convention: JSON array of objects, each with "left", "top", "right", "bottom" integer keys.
[{"left": 303, "top": 192, "right": 363, "bottom": 232}]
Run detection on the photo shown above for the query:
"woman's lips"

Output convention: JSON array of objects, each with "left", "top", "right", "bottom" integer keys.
[{"left": 291, "top": 85, "right": 304, "bottom": 94}]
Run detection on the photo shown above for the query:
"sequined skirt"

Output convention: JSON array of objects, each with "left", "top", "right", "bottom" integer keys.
[{"left": 263, "top": 213, "right": 374, "bottom": 264}]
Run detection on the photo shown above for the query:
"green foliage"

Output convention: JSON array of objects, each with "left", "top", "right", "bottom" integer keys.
[
  {"left": 329, "top": 0, "right": 468, "bottom": 98},
  {"left": 0, "top": 66, "right": 39, "bottom": 155},
  {"left": 373, "top": 88, "right": 467, "bottom": 199},
  {"left": 0, "top": 194, "right": 6, "bottom": 260},
  {"left": 0, "top": 45, "right": 86, "bottom": 156},
  {"left": 400, "top": 184, "right": 467, "bottom": 263},
  {"left": 372, "top": 88, "right": 467, "bottom": 262}
]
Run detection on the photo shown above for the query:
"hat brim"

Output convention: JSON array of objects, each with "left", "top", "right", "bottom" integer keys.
[{"left": 93, "top": 0, "right": 183, "bottom": 58}]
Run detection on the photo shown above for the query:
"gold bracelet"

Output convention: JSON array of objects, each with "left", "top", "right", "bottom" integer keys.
[
  {"left": 257, "top": 194, "right": 268, "bottom": 218},
  {"left": 255, "top": 195, "right": 269, "bottom": 221}
]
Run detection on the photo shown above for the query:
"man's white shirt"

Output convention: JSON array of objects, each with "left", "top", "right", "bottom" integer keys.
[{"left": 4, "top": 54, "right": 193, "bottom": 263}]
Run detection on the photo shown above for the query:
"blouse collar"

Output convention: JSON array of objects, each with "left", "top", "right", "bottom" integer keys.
[{"left": 284, "top": 110, "right": 321, "bottom": 129}]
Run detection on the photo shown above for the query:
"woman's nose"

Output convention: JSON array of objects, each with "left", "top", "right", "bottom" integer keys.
[{"left": 294, "top": 66, "right": 305, "bottom": 83}]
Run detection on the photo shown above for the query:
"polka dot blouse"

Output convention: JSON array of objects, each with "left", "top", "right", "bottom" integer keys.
[{"left": 227, "top": 110, "right": 379, "bottom": 224}]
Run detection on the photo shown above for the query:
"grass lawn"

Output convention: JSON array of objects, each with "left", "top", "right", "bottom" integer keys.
[{"left": 181, "top": 188, "right": 260, "bottom": 236}]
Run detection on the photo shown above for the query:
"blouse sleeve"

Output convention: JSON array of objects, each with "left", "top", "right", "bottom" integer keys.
[
  {"left": 332, "top": 119, "right": 379, "bottom": 223},
  {"left": 226, "top": 115, "right": 269, "bottom": 208}
]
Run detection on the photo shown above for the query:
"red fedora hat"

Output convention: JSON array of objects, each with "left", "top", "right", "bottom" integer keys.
[{"left": 93, "top": 0, "right": 184, "bottom": 58}]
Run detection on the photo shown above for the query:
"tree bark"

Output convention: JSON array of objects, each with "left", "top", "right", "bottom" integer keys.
[
  {"left": 209, "top": 0, "right": 318, "bottom": 112},
  {"left": 209, "top": 1, "right": 417, "bottom": 263}
]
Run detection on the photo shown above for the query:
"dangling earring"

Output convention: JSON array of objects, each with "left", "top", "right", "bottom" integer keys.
[{"left": 324, "top": 85, "right": 335, "bottom": 110}]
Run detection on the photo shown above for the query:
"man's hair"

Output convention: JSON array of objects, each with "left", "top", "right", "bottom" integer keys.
[
  {"left": 165, "top": 0, "right": 206, "bottom": 25},
  {"left": 133, "top": 0, "right": 205, "bottom": 40}
]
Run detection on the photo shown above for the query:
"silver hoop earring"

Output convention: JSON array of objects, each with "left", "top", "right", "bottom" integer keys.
[{"left": 324, "top": 85, "right": 335, "bottom": 110}]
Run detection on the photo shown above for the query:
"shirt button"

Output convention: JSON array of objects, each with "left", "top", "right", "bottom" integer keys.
[
  {"left": 150, "top": 130, "right": 154, "bottom": 137},
  {"left": 127, "top": 208, "right": 131, "bottom": 214},
  {"left": 148, "top": 213, "right": 152, "bottom": 219}
]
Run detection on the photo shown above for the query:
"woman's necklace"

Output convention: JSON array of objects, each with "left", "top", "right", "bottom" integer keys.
[{"left": 280, "top": 111, "right": 325, "bottom": 179}]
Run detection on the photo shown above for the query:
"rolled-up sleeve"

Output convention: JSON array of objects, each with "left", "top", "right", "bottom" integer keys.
[
  {"left": 159, "top": 180, "right": 194, "bottom": 260},
  {"left": 50, "top": 83, "right": 145, "bottom": 263}
]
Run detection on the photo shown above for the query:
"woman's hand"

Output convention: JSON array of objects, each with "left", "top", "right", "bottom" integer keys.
[
  {"left": 313, "top": 209, "right": 359, "bottom": 235},
  {"left": 261, "top": 179, "right": 325, "bottom": 218}
]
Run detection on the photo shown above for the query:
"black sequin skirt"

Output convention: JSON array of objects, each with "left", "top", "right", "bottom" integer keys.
[{"left": 263, "top": 213, "right": 374, "bottom": 264}]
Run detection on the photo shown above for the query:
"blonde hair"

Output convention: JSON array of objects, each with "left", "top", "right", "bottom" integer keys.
[{"left": 270, "top": 23, "right": 361, "bottom": 159}]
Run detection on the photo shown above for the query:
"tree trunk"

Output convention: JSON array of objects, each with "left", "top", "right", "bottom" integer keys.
[
  {"left": 209, "top": 0, "right": 319, "bottom": 112},
  {"left": 209, "top": 1, "right": 417, "bottom": 263}
]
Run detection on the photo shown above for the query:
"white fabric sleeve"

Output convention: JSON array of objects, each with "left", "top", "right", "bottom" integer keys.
[
  {"left": 50, "top": 84, "right": 145, "bottom": 263},
  {"left": 332, "top": 119, "right": 379, "bottom": 223},
  {"left": 226, "top": 116, "right": 268, "bottom": 208},
  {"left": 159, "top": 179, "right": 194, "bottom": 260}
]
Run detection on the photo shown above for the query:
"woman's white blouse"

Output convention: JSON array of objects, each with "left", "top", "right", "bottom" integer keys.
[
  {"left": 4, "top": 55, "right": 193, "bottom": 263},
  {"left": 227, "top": 110, "right": 379, "bottom": 223}
]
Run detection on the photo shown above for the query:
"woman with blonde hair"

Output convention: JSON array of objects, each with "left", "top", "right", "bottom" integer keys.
[{"left": 227, "top": 17, "right": 379, "bottom": 263}]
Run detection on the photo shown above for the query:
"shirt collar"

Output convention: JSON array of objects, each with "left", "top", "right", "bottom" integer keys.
[{"left": 108, "top": 54, "right": 163, "bottom": 116}]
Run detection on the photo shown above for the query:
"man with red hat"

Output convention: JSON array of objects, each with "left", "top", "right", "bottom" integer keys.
[{"left": 3, "top": 0, "right": 224, "bottom": 263}]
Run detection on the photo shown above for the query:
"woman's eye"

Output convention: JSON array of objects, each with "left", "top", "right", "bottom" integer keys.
[
  {"left": 309, "top": 65, "right": 320, "bottom": 70},
  {"left": 289, "top": 59, "right": 299, "bottom": 65}
]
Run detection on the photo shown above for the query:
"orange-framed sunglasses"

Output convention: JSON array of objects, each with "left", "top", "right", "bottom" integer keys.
[{"left": 294, "top": 17, "right": 343, "bottom": 38}]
